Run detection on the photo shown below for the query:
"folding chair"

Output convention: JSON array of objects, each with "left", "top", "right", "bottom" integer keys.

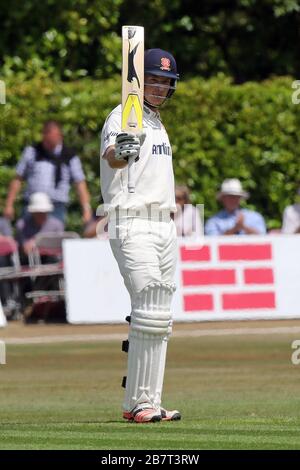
[
  {"left": 0, "top": 236, "right": 20, "bottom": 268},
  {"left": 28, "top": 232, "right": 80, "bottom": 267},
  {"left": 25, "top": 232, "right": 80, "bottom": 323},
  {"left": 0, "top": 236, "right": 22, "bottom": 319}
]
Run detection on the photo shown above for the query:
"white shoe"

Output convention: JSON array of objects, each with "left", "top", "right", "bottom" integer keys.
[
  {"left": 123, "top": 403, "right": 161, "bottom": 423},
  {"left": 160, "top": 407, "right": 181, "bottom": 421}
]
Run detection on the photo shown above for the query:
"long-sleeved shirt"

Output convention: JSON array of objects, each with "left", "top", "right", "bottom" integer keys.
[
  {"left": 16, "top": 143, "right": 85, "bottom": 203},
  {"left": 205, "top": 208, "right": 266, "bottom": 236}
]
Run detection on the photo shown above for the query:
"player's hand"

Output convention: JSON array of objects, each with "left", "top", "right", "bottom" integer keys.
[
  {"left": 23, "top": 239, "right": 36, "bottom": 255},
  {"left": 234, "top": 212, "right": 245, "bottom": 232},
  {"left": 115, "top": 132, "right": 145, "bottom": 162}
]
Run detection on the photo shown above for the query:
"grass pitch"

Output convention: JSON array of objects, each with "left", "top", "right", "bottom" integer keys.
[{"left": 1, "top": 326, "right": 300, "bottom": 449}]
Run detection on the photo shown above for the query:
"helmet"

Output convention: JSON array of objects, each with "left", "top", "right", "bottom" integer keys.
[{"left": 144, "top": 49, "right": 179, "bottom": 99}]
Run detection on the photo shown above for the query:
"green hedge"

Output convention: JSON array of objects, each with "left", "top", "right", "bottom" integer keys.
[{"left": 0, "top": 74, "right": 299, "bottom": 232}]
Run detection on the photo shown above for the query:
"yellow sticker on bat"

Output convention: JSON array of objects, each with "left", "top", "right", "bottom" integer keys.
[{"left": 121, "top": 93, "right": 143, "bottom": 131}]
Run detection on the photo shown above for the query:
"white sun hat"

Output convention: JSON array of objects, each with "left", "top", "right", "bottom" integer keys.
[
  {"left": 217, "top": 179, "right": 249, "bottom": 200},
  {"left": 27, "top": 192, "right": 54, "bottom": 213}
]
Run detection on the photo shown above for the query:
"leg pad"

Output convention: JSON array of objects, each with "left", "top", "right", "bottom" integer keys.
[{"left": 123, "top": 282, "right": 176, "bottom": 412}]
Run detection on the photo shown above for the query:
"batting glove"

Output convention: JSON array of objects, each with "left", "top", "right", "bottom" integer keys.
[{"left": 115, "top": 132, "right": 146, "bottom": 162}]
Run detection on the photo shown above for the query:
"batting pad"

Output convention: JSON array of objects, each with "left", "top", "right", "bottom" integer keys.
[{"left": 123, "top": 281, "right": 176, "bottom": 412}]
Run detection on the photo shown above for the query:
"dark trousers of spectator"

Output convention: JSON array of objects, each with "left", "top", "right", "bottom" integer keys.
[{"left": 52, "top": 202, "right": 67, "bottom": 224}]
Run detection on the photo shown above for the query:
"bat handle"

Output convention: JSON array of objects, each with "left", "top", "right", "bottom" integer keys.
[{"left": 127, "top": 156, "right": 135, "bottom": 193}]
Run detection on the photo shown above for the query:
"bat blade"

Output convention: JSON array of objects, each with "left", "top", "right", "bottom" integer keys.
[{"left": 122, "top": 25, "right": 144, "bottom": 193}]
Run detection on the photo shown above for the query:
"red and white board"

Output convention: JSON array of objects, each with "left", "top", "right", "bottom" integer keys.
[{"left": 64, "top": 235, "right": 300, "bottom": 324}]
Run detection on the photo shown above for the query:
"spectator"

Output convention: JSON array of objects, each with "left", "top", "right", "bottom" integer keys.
[
  {"left": 173, "top": 185, "right": 203, "bottom": 237},
  {"left": 4, "top": 120, "right": 92, "bottom": 225},
  {"left": 0, "top": 217, "right": 14, "bottom": 313},
  {"left": 16, "top": 192, "right": 64, "bottom": 257},
  {"left": 282, "top": 187, "right": 300, "bottom": 234},
  {"left": 82, "top": 196, "right": 108, "bottom": 239},
  {"left": 83, "top": 214, "right": 109, "bottom": 239},
  {"left": 205, "top": 178, "right": 266, "bottom": 235}
]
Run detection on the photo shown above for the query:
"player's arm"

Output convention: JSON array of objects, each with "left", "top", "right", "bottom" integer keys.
[{"left": 103, "top": 145, "right": 128, "bottom": 169}]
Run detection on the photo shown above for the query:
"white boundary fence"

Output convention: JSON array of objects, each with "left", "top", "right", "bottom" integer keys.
[
  {"left": 0, "top": 300, "right": 7, "bottom": 328},
  {"left": 63, "top": 235, "right": 300, "bottom": 324}
]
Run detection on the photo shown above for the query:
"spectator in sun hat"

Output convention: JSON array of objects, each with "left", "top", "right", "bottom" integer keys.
[
  {"left": 205, "top": 178, "right": 266, "bottom": 236},
  {"left": 16, "top": 192, "right": 64, "bottom": 256}
]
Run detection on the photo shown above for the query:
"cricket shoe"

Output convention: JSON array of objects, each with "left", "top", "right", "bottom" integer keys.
[
  {"left": 123, "top": 403, "right": 162, "bottom": 423},
  {"left": 160, "top": 407, "right": 181, "bottom": 421}
]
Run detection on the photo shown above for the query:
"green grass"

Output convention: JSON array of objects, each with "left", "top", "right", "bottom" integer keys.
[{"left": 1, "top": 333, "right": 300, "bottom": 449}]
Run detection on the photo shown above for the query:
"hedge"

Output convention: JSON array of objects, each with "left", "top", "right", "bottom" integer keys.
[{"left": 0, "top": 73, "right": 299, "bottom": 232}]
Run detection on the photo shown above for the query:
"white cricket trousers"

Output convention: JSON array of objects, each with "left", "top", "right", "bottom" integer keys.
[
  {"left": 109, "top": 217, "right": 177, "bottom": 297},
  {"left": 109, "top": 216, "right": 178, "bottom": 411}
]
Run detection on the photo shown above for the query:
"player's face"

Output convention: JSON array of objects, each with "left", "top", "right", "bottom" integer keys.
[{"left": 144, "top": 74, "right": 171, "bottom": 108}]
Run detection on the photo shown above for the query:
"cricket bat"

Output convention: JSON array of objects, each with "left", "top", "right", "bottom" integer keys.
[{"left": 121, "top": 25, "right": 144, "bottom": 193}]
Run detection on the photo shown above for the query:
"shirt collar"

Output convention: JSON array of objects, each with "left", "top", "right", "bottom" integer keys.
[
  {"left": 54, "top": 143, "right": 63, "bottom": 155},
  {"left": 222, "top": 208, "right": 240, "bottom": 216},
  {"left": 143, "top": 103, "right": 161, "bottom": 121}
]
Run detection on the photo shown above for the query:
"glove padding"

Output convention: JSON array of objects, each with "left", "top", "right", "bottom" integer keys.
[{"left": 115, "top": 132, "right": 145, "bottom": 162}]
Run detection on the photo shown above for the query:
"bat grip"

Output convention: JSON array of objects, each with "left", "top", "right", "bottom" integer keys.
[{"left": 127, "top": 156, "right": 135, "bottom": 193}]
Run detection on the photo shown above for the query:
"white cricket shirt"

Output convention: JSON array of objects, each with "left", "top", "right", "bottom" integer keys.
[{"left": 100, "top": 104, "right": 176, "bottom": 213}]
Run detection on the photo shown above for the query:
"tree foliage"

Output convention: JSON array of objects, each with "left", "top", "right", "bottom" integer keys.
[
  {"left": 1, "top": 0, "right": 300, "bottom": 82},
  {"left": 0, "top": 74, "right": 298, "bottom": 232},
  {"left": 0, "top": 0, "right": 122, "bottom": 79}
]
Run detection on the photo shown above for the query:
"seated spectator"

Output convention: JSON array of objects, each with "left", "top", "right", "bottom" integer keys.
[
  {"left": 205, "top": 179, "right": 266, "bottom": 236},
  {"left": 281, "top": 187, "right": 300, "bottom": 234},
  {"left": 83, "top": 214, "right": 109, "bottom": 239},
  {"left": 16, "top": 192, "right": 64, "bottom": 259},
  {"left": 173, "top": 185, "right": 203, "bottom": 237},
  {"left": 0, "top": 217, "right": 14, "bottom": 314}
]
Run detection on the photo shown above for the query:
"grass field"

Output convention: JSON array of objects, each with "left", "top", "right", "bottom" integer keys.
[{"left": 1, "top": 324, "right": 300, "bottom": 449}]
